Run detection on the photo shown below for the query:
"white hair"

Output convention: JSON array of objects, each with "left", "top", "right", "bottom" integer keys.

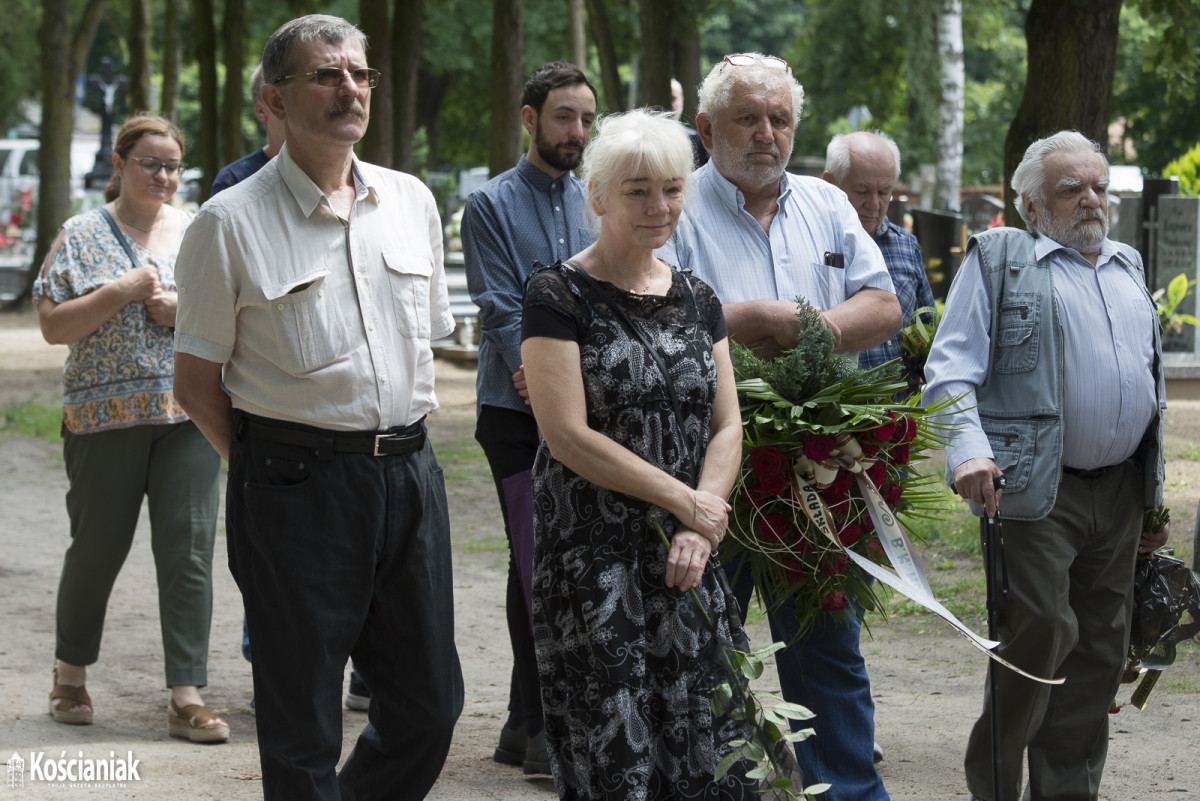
[
  {"left": 696, "top": 53, "right": 805, "bottom": 122},
  {"left": 1010, "top": 131, "right": 1108, "bottom": 227},
  {"left": 580, "top": 108, "right": 695, "bottom": 233},
  {"left": 825, "top": 130, "right": 901, "bottom": 184}
]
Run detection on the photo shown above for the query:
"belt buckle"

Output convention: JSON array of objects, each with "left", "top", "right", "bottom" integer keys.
[{"left": 373, "top": 433, "right": 389, "bottom": 457}]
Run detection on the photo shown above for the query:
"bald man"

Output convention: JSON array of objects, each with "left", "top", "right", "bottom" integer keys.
[{"left": 823, "top": 131, "right": 934, "bottom": 378}]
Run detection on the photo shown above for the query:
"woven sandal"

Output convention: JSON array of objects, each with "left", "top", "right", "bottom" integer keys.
[
  {"left": 49, "top": 666, "right": 93, "bottom": 725},
  {"left": 168, "top": 700, "right": 230, "bottom": 744}
]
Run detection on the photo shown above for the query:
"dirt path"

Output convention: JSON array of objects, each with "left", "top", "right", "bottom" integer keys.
[{"left": 1, "top": 306, "right": 1197, "bottom": 800}]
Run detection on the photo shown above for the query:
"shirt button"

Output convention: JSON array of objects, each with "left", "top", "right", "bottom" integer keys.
[
  {"left": 381, "top": 376, "right": 389, "bottom": 384},
  {"left": 277, "top": 303, "right": 284, "bottom": 310},
  {"left": 559, "top": 238, "right": 565, "bottom": 244},
  {"left": 368, "top": 324, "right": 375, "bottom": 331},
  {"left": 555, "top": 206, "right": 561, "bottom": 211},
  {"left": 318, "top": 290, "right": 324, "bottom": 298}
]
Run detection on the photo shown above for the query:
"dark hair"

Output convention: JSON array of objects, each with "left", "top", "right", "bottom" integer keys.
[
  {"left": 520, "top": 61, "right": 597, "bottom": 114},
  {"left": 104, "top": 114, "right": 187, "bottom": 203},
  {"left": 261, "top": 15, "right": 367, "bottom": 85}
]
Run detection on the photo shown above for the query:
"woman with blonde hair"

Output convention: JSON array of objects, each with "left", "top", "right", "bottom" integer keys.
[
  {"left": 521, "top": 109, "right": 753, "bottom": 798},
  {"left": 34, "top": 114, "right": 228, "bottom": 743}
]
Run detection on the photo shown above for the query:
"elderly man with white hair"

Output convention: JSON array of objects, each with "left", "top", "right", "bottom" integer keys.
[
  {"left": 823, "top": 131, "right": 934, "bottom": 380},
  {"left": 923, "top": 130, "right": 1169, "bottom": 801},
  {"left": 660, "top": 52, "right": 900, "bottom": 801}
]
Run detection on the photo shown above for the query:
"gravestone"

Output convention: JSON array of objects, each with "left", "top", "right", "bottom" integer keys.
[
  {"left": 961, "top": 194, "right": 1003, "bottom": 236},
  {"left": 1156, "top": 195, "right": 1200, "bottom": 360}
]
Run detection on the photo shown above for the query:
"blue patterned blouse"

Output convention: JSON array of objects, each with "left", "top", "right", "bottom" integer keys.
[{"left": 33, "top": 208, "right": 194, "bottom": 434}]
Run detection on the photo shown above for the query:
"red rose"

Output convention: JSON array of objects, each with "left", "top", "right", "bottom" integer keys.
[
  {"left": 867, "top": 461, "right": 887, "bottom": 486},
  {"left": 882, "top": 483, "right": 903, "bottom": 507},
  {"left": 821, "top": 590, "right": 847, "bottom": 611},
  {"left": 888, "top": 443, "right": 911, "bottom": 465},
  {"left": 838, "top": 523, "right": 863, "bottom": 547},
  {"left": 860, "top": 442, "right": 881, "bottom": 457},
  {"left": 867, "top": 539, "right": 885, "bottom": 559},
  {"left": 782, "top": 557, "right": 809, "bottom": 583},
  {"left": 803, "top": 434, "right": 837, "bottom": 461},
  {"left": 789, "top": 530, "right": 817, "bottom": 554},
  {"left": 759, "top": 471, "right": 789, "bottom": 495},
  {"left": 820, "top": 554, "right": 849, "bottom": 577},
  {"left": 870, "top": 419, "right": 897, "bottom": 442},
  {"left": 757, "top": 512, "right": 790, "bottom": 541},
  {"left": 743, "top": 484, "right": 771, "bottom": 508},
  {"left": 902, "top": 416, "right": 919, "bottom": 442},
  {"left": 750, "top": 445, "right": 786, "bottom": 478},
  {"left": 823, "top": 470, "right": 855, "bottom": 499}
]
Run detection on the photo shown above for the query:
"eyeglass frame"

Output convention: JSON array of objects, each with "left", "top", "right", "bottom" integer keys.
[
  {"left": 127, "top": 156, "right": 186, "bottom": 177},
  {"left": 722, "top": 53, "right": 790, "bottom": 73},
  {"left": 271, "top": 67, "right": 381, "bottom": 89}
]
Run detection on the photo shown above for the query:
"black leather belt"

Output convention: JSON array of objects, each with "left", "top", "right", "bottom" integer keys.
[
  {"left": 1063, "top": 464, "right": 1113, "bottom": 480},
  {"left": 236, "top": 412, "right": 426, "bottom": 457}
]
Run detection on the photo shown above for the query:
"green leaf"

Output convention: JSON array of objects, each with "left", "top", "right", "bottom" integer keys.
[
  {"left": 713, "top": 750, "right": 742, "bottom": 781},
  {"left": 804, "top": 782, "right": 833, "bottom": 795},
  {"left": 771, "top": 701, "right": 818, "bottom": 720},
  {"left": 745, "top": 764, "right": 771, "bottom": 780},
  {"left": 711, "top": 682, "right": 733, "bottom": 716},
  {"left": 783, "top": 727, "right": 818, "bottom": 742}
]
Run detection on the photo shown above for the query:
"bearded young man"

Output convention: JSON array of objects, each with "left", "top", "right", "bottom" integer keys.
[
  {"left": 923, "top": 130, "right": 1170, "bottom": 801},
  {"left": 460, "top": 60, "right": 598, "bottom": 776}
]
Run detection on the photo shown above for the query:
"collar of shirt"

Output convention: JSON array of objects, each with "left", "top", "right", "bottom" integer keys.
[
  {"left": 276, "top": 142, "right": 373, "bottom": 217},
  {"left": 697, "top": 160, "right": 793, "bottom": 220},
  {"left": 515, "top": 154, "right": 570, "bottom": 195},
  {"left": 1032, "top": 231, "right": 1122, "bottom": 269}
]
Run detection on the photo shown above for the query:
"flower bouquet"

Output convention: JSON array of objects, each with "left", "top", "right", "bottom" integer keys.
[
  {"left": 897, "top": 301, "right": 943, "bottom": 396},
  {"left": 723, "top": 299, "right": 956, "bottom": 635}
]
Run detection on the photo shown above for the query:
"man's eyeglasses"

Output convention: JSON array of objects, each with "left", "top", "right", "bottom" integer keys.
[
  {"left": 130, "top": 157, "right": 185, "bottom": 177},
  {"left": 722, "top": 53, "right": 790, "bottom": 73},
  {"left": 272, "top": 67, "right": 381, "bottom": 89}
]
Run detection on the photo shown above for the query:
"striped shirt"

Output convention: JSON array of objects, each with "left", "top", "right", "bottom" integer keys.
[
  {"left": 658, "top": 162, "right": 893, "bottom": 313},
  {"left": 923, "top": 234, "right": 1158, "bottom": 472}
]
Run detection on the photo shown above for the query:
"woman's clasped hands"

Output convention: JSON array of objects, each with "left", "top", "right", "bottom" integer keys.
[{"left": 665, "top": 489, "right": 731, "bottom": 591}]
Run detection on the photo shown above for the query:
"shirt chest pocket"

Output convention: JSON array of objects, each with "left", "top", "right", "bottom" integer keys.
[
  {"left": 994, "top": 292, "right": 1040, "bottom": 374},
  {"left": 383, "top": 250, "right": 432, "bottom": 339},
  {"left": 262, "top": 271, "right": 345, "bottom": 375}
]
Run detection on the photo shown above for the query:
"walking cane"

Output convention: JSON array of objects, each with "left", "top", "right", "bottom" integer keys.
[{"left": 983, "top": 473, "right": 1007, "bottom": 801}]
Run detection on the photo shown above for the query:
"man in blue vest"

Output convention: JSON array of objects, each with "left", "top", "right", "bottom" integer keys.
[{"left": 923, "top": 130, "right": 1170, "bottom": 801}]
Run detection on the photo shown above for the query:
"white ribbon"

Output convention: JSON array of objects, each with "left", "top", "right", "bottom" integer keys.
[{"left": 792, "top": 436, "right": 1063, "bottom": 686}]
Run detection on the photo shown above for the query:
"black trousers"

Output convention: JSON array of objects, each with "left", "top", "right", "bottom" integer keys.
[
  {"left": 475, "top": 404, "right": 543, "bottom": 727},
  {"left": 227, "top": 413, "right": 463, "bottom": 801}
]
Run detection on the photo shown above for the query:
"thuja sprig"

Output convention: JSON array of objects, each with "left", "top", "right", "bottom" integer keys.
[{"left": 654, "top": 523, "right": 828, "bottom": 799}]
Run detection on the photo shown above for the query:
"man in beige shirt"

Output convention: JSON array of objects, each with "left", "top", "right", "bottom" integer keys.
[{"left": 173, "top": 14, "right": 462, "bottom": 801}]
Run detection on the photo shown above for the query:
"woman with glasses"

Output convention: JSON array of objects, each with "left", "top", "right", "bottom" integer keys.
[
  {"left": 521, "top": 109, "right": 755, "bottom": 799},
  {"left": 33, "top": 114, "right": 228, "bottom": 743}
]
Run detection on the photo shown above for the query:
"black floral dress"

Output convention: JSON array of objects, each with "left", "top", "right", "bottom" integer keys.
[{"left": 521, "top": 260, "right": 755, "bottom": 801}]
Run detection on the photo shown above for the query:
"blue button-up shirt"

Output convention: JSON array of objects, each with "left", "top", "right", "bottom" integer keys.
[
  {"left": 462, "top": 156, "right": 594, "bottom": 414},
  {"left": 923, "top": 235, "right": 1158, "bottom": 472},
  {"left": 858, "top": 219, "right": 936, "bottom": 370},
  {"left": 659, "top": 162, "right": 893, "bottom": 321},
  {"left": 210, "top": 148, "right": 271, "bottom": 196}
]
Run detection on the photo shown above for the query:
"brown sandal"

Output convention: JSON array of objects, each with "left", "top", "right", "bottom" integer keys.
[
  {"left": 168, "top": 700, "right": 230, "bottom": 744},
  {"left": 49, "top": 666, "right": 93, "bottom": 725}
]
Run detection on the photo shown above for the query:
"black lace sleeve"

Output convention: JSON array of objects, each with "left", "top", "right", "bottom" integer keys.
[
  {"left": 686, "top": 273, "right": 729, "bottom": 344},
  {"left": 521, "top": 262, "right": 586, "bottom": 343}
]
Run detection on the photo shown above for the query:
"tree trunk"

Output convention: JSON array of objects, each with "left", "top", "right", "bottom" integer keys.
[
  {"left": 20, "top": 0, "right": 107, "bottom": 308},
  {"left": 391, "top": 0, "right": 425, "bottom": 173},
  {"left": 584, "top": 0, "right": 623, "bottom": 112},
  {"left": 672, "top": 0, "right": 701, "bottom": 125},
  {"left": 192, "top": 0, "right": 219, "bottom": 204},
  {"left": 568, "top": 0, "right": 586, "bottom": 69},
  {"left": 933, "top": 0, "right": 963, "bottom": 212},
  {"left": 638, "top": 0, "right": 672, "bottom": 110},
  {"left": 127, "top": 0, "right": 151, "bottom": 112},
  {"left": 487, "top": 0, "right": 523, "bottom": 178},
  {"left": 1002, "top": 0, "right": 1122, "bottom": 229},
  {"left": 160, "top": 0, "right": 181, "bottom": 121},
  {"left": 359, "top": 0, "right": 392, "bottom": 167},
  {"left": 220, "top": 0, "right": 245, "bottom": 165}
]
